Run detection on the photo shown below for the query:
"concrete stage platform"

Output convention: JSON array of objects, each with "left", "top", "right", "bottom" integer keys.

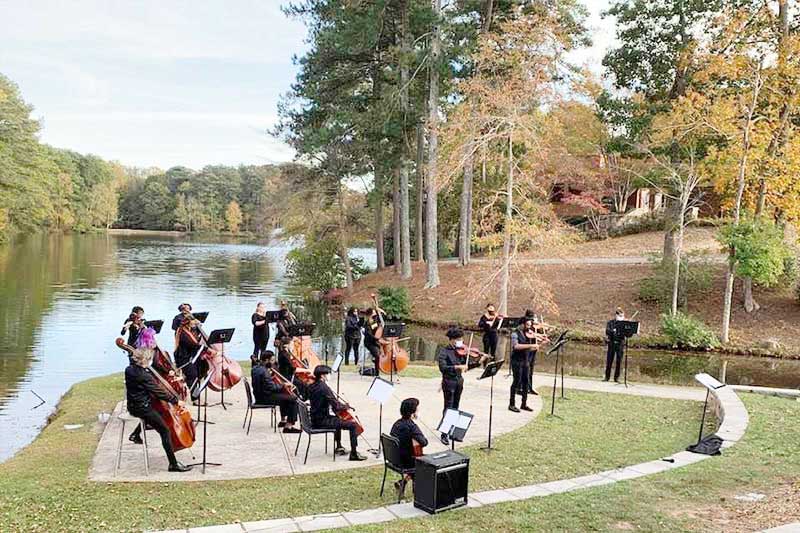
[{"left": 90, "top": 370, "right": 540, "bottom": 482}]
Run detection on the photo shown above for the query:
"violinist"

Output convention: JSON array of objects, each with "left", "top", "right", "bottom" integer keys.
[
  {"left": 251, "top": 351, "right": 300, "bottom": 433},
  {"left": 477, "top": 303, "right": 502, "bottom": 357},
  {"left": 509, "top": 318, "right": 539, "bottom": 413},
  {"left": 524, "top": 310, "right": 542, "bottom": 396},
  {"left": 604, "top": 307, "right": 625, "bottom": 383},
  {"left": 307, "top": 365, "right": 367, "bottom": 461},
  {"left": 343, "top": 307, "right": 362, "bottom": 366},
  {"left": 363, "top": 307, "right": 384, "bottom": 376},
  {"left": 437, "top": 327, "right": 468, "bottom": 446},
  {"left": 171, "top": 303, "right": 192, "bottom": 332},
  {"left": 124, "top": 345, "right": 192, "bottom": 472},
  {"left": 251, "top": 302, "right": 269, "bottom": 365},
  {"left": 389, "top": 397, "right": 427, "bottom": 500},
  {"left": 121, "top": 306, "right": 145, "bottom": 349}
]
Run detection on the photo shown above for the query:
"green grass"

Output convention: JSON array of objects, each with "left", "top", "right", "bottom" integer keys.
[{"left": 0, "top": 371, "right": 706, "bottom": 533}]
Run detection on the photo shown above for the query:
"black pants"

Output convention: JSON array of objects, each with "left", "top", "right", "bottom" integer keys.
[
  {"left": 441, "top": 378, "right": 463, "bottom": 422},
  {"left": 131, "top": 408, "right": 177, "bottom": 466},
  {"left": 510, "top": 357, "right": 529, "bottom": 407},
  {"left": 483, "top": 331, "right": 498, "bottom": 357},
  {"left": 264, "top": 392, "right": 297, "bottom": 423},
  {"left": 605, "top": 342, "right": 624, "bottom": 381},
  {"left": 317, "top": 416, "right": 359, "bottom": 450},
  {"left": 344, "top": 335, "right": 360, "bottom": 365},
  {"left": 252, "top": 335, "right": 269, "bottom": 358},
  {"left": 527, "top": 350, "right": 537, "bottom": 392},
  {"left": 175, "top": 352, "right": 199, "bottom": 393},
  {"left": 366, "top": 343, "right": 381, "bottom": 374}
]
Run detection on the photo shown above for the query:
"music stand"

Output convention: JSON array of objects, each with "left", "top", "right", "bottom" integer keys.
[
  {"left": 265, "top": 310, "right": 283, "bottom": 323},
  {"left": 500, "top": 317, "right": 524, "bottom": 377},
  {"left": 193, "top": 312, "right": 209, "bottom": 323},
  {"left": 332, "top": 354, "right": 344, "bottom": 395},
  {"left": 617, "top": 321, "right": 639, "bottom": 388},
  {"left": 187, "top": 368, "right": 222, "bottom": 473},
  {"left": 382, "top": 323, "right": 405, "bottom": 384},
  {"left": 207, "top": 328, "right": 235, "bottom": 410},
  {"left": 547, "top": 336, "right": 569, "bottom": 417},
  {"left": 288, "top": 322, "right": 316, "bottom": 337},
  {"left": 436, "top": 409, "right": 474, "bottom": 451},
  {"left": 478, "top": 360, "right": 504, "bottom": 451},
  {"left": 144, "top": 320, "right": 163, "bottom": 334},
  {"left": 367, "top": 376, "right": 394, "bottom": 457}
]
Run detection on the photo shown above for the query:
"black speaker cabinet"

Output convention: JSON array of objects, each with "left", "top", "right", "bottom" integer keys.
[{"left": 413, "top": 450, "right": 470, "bottom": 514}]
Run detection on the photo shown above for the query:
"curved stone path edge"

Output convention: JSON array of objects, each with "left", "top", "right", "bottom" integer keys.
[{"left": 149, "top": 379, "right": 749, "bottom": 533}]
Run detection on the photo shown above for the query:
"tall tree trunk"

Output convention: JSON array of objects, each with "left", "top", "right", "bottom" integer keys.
[
  {"left": 415, "top": 122, "right": 425, "bottom": 262},
  {"left": 399, "top": 0, "right": 413, "bottom": 280},
  {"left": 499, "top": 133, "right": 513, "bottom": 315},
  {"left": 393, "top": 169, "right": 402, "bottom": 273},
  {"left": 671, "top": 202, "right": 686, "bottom": 315},
  {"left": 458, "top": 147, "right": 473, "bottom": 266},
  {"left": 338, "top": 183, "right": 353, "bottom": 291},
  {"left": 375, "top": 173, "right": 385, "bottom": 270},
  {"left": 424, "top": 0, "right": 442, "bottom": 289},
  {"left": 482, "top": 0, "right": 494, "bottom": 32}
]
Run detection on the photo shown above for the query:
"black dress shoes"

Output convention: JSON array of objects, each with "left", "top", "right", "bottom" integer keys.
[
  {"left": 168, "top": 462, "right": 192, "bottom": 472},
  {"left": 509, "top": 405, "right": 520, "bottom": 413},
  {"left": 349, "top": 452, "right": 367, "bottom": 461}
]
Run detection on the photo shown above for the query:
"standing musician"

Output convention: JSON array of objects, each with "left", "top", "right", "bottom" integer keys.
[
  {"left": 477, "top": 303, "right": 502, "bottom": 357},
  {"left": 363, "top": 307, "right": 385, "bottom": 375},
  {"left": 604, "top": 307, "right": 626, "bottom": 383},
  {"left": 275, "top": 305, "right": 296, "bottom": 383},
  {"left": 437, "top": 327, "right": 468, "bottom": 446},
  {"left": 343, "top": 306, "right": 362, "bottom": 366},
  {"left": 121, "top": 306, "right": 145, "bottom": 349},
  {"left": 251, "top": 302, "right": 269, "bottom": 365},
  {"left": 251, "top": 351, "right": 301, "bottom": 433},
  {"left": 524, "top": 310, "right": 545, "bottom": 396},
  {"left": 307, "top": 365, "right": 367, "bottom": 461},
  {"left": 171, "top": 303, "right": 192, "bottom": 332},
  {"left": 124, "top": 345, "right": 192, "bottom": 472},
  {"left": 390, "top": 397, "right": 428, "bottom": 500},
  {"left": 174, "top": 313, "right": 204, "bottom": 395},
  {"left": 509, "top": 317, "right": 539, "bottom": 413}
]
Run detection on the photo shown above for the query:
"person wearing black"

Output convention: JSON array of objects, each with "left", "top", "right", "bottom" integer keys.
[
  {"left": 121, "top": 306, "right": 145, "bottom": 349},
  {"left": 307, "top": 365, "right": 367, "bottom": 461},
  {"left": 274, "top": 307, "right": 295, "bottom": 382},
  {"left": 171, "top": 303, "right": 192, "bottom": 332},
  {"left": 251, "top": 302, "right": 269, "bottom": 365},
  {"left": 124, "top": 346, "right": 191, "bottom": 472},
  {"left": 390, "top": 397, "right": 428, "bottom": 499},
  {"left": 477, "top": 303, "right": 502, "bottom": 357},
  {"left": 363, "top": 307, "right": 385, "bottom": 375},
  {"left": 524, "top": 310, "right": 542, "bottom": 396},
  {"left": 437, "top": 327, "right": 468, "bottom": 446},
  {"left": 251, "top": 351, "right": 301, "bottom": 433},
  {"left": 174, "top": 314, "right": 203, "bottom": 395},
  {"left": 509, "top": 318, "right": 538, "bottom": 413},
  {"left": 604, "top": 308, "right": 626, "bottom": 383},
  {"left": 343, "top": 307, "right": 362, "bottom": 365}
]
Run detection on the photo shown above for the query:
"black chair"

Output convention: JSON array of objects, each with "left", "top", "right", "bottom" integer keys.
[
  {"left": 294, "top": 399, "right": 337, "bottom": 465},
  {"left": 242, "top": 377, "right": 277, "bottom": 435},
  {"left": 380, "top": 433, "right": 416, "bottom": 502}
]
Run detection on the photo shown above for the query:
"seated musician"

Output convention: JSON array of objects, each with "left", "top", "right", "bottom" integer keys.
[
  {"left": 389, "top": 397, "right": 428, "bottom": 499},
  {"left": 307, "top": 365, "right": 367, "bottom": 461},
  {"left": 124, "top": 346, "right": 192, "bottom": 472},
  {"left": 127, "top": 327, "right": 172, "bottom": 445},
  {"left": 251, "top": 351, "right": 301, "bottom": 433}
]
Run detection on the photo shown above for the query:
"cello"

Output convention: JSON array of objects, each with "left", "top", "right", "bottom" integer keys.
[
  {"left": 183, "top": 315, "right": 243, "bottom": 393},
  {"left": 371, "top": 294, "right": 410, "bottom": 375},
  {"left": 116, "top": 338, "right": 196, "bottom": 452},
  {"left": 136, "top": 327, "right": 189, "bottom": 401}
]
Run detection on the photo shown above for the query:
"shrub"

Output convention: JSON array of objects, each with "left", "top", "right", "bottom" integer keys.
[
  {"left": 638, "top": 252, "right": 714, "bottom": 310},
  {"left": 285, "top": 240, "right": 370, "bottom": 292},
  {"left": 376, "top": 286, "right": 411, "bottom": 320},
  {"left": 781, "top": 252, "right": 798, "bottom": 286},
  {"left": 718, "top": 217, "right": 792, "bottom": 288},
  {"left": 660, "top": 312, "right": 719, "bottom": 350}
]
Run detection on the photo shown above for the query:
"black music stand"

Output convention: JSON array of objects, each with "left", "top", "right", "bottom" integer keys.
[
  {"left": 500, "top": 317, "right": 524, "bottom": 378},
  {"left": 547, "top": 335, "right": 569, "bottom": 417},
  {"left": 265, "top": 310, "right": 283, "bottom": 323},
  {"left": 206, "top": 328, "right": 236, "bottom": 410},
  {"left": 144, "top": 320, "right": 164, "bottom": 334},
  {"left": 288, "top": 322, "right": 316, "bottom": 337},
  {"left": 383, "top": 323, "right": 405, "bottom": 384},
  {"left": 617, "top": 321, "right": 639, "bottom": 388},
  {"left": 187, "top": 369, "right": 222, "bottom": 473},
  {"left": 193, "top": 312, "right": 209, "bottom": 323},
  {"left": 478, "top": 360, "right": 504, "bottom": 451},
  {"left": 437, "top": 409, "right": 474, "bottom": 451}
]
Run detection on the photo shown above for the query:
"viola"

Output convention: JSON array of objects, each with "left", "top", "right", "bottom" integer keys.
[{"left": 116, "top": 338, "right": 196, "bottom": 451}]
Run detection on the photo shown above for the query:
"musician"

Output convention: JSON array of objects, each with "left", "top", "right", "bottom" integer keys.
[
  {"left": 251, "top": 302, "right": 270, "bottom": 365},
  {"left": 275, "top": 307, "right": 295, "bottom": 382},
  {"left": 509, "top": 318, "right": 538, "bottom": 413},
  {"left": 171, "top": 303, "right": 192, "bottom": 332},
  {"left": 307, "top": 365, "right": 367, "bottom": 461},
  {"left": 363, "top": 307, "right": 384, "bottom": 375},
  {"left": 525, "top": 310, "right": 540, "bottom": 396},
  {"left": 124, "top": 346, "right": 191, "bottom": 472},
  {"left": 390, "top": 397, "right": 427, "bottom": 499},
  {"left": 251, "top": 351, "right": 301, "bottom": 433},
  {"left": 437, "top": 327, "right": 468, "bottom": 446},
  {"left": 121, "top": 306, "right": 145, "bottom": 348},
  {"left": 343, "top": 307, "right": 362, "bottom": 366},
  {"left": 174, "top": 314, "right": 202, "bottom": 394},
  {"left": 604, "top": 307, "right": 626, "bottom": 383},
  {"left": 477, "top": 304, "right": 502, "bottom": 357}
]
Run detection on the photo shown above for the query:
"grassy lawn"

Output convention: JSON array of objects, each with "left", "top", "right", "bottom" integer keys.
[{"left": 0, "top": 369, "right": 704, "bottom": 533}]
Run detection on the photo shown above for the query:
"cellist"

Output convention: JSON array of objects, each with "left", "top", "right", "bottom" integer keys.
[
  {"left": 389, "top": 397, "right": 427, "bottom": 500},
  {"left": 307, "top": 365, "right": 367, "bottom": 461},
  {"left": 174, "top": 313, "right": 213, "bottom": 396},
  {"left": 124, "top": 345, "right": 192, "bottom": 472},
  {"left": 251, "top": 351, "right": 300, "bottom": 434}
]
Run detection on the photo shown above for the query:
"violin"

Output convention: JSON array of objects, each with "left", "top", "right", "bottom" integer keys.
[
  {"left": 371, "top": 294, "right": 410, "bottom": 375},
  {"left": 456, "top": 333, "right": 491, "bottom": 371},
  {"left": 116, "top": 338, "right": 196, "bottom": 452}
]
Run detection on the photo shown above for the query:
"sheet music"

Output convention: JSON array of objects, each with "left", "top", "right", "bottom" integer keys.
[
  {"left": 367, "top": 377, "right": 394, "bottom": 405},
  {"left": 456, "top": 413, "right": 472, "bottom": 430},
  {"left": 332, "top": 354, "right": 344, "bottom": 373},
  {"left": 437, "top": 409, "right": 460, "bottom": 433}
]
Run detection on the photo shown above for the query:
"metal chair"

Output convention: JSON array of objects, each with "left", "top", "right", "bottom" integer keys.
[
  {"left": 380, "top": 433, "right": 416, "bottom": 502},
  {"left": 242, "top": 377, "right": 277, "bottom": 435},
  {"left": 294, "top": 399, "right": 337, "bottom": 465},
  {"left": 115, "top": 412, "right": 149, "bottom": 476}
]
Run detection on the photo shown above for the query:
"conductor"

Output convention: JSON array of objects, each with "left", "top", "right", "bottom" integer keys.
[{"left": 604, "top": 307, "right": 625, "bottom": 383}]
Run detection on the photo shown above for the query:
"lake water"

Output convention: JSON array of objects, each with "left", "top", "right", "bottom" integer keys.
[{"left": 1, "top": 233, "right": 798, "bottom": 463}]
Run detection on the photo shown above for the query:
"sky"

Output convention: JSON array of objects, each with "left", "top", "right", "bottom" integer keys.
[{"left": 0, "top": 0, "right": 615, "bottom": 171}]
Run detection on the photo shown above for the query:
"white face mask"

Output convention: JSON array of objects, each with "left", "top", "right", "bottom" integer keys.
[
  {"left": 454, "top": 340, "right": 464, "bottom": 348},
  {"left": 616, "top": 314, "right": 624, "bottom": 320}
]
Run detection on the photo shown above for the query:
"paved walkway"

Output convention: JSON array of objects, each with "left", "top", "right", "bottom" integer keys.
[
  {"left": 759, "top": 524, "right": 800, "bottom": 532},
  {"left": 149, "top": 377, "right": 748, "bottom": 533},
  {"left": 441, "top": 255, "right": 727, "bottom": 266}
]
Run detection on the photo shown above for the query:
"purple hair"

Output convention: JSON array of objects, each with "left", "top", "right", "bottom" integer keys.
[{"left": 136, "top": 327, "right": 157, "bottom": 349}]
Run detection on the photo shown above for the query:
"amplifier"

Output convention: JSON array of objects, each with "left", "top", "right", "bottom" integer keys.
[{"left": 413, "top": 450, "right": 470, "bottom": 514}]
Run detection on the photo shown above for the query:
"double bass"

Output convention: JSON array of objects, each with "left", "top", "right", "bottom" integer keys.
[
  {"left": 116, "top": 338, "right": 196, "bottom": 452},
  {"left": 371, "top": 294, "right": 410, "bottom": 375}
]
